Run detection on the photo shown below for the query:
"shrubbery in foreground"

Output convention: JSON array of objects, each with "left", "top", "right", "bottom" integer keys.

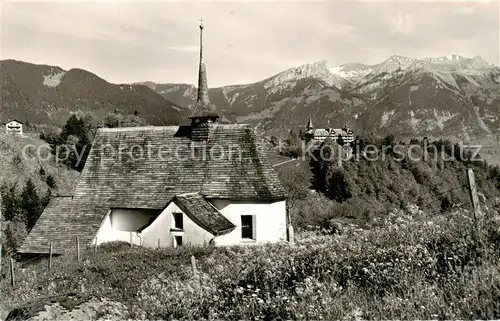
[{"left": 1, "top": 206, "right": 500, "bottom": 320}]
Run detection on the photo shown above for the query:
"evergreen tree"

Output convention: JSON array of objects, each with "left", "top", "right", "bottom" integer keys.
[
  {"left": 49, "top": 115, "right": 94, "bottom": 172},
  {"left": 2, "top": 219, "right": 27, "bottom": 256},
  {"left": 283, "top": 130, "right": 303, "bottom": 158},
  {"left": 1, "top": 183, "right": 20, "bottom": 221},
  {"left": 20, "top": 179, "right": 42, "bottom": 231},
  {"left": 46, "top": 175, "right": 57, "bottom": 189},
  {"left": 60, "top": 114, "right": 86, "bottom": 141},
  {"left": 323, "top": 166, "right": 355, "bottom": 202}
]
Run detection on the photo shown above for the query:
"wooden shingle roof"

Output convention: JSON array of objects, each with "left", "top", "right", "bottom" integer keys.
[
  {"left": 18, "top": 197, "right": 108, "bottom": 254},
  {"left": 172, "top": 193, "right": 236, "bottom": 236},
  {"left": 72, "top": 124, "right": 286, "bottom": 208}
]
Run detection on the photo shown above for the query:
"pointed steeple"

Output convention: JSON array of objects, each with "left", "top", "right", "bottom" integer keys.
[
  {"left": 189, "top": 18, "right": 219, "bottom": 123},
  {"left": 307, "top": 118, "right": 314, "bottom": 131}
]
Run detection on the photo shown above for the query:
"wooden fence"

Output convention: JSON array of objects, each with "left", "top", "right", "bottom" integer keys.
[{"left": 2, "top": 234, "right": 201, "bottom": 288}]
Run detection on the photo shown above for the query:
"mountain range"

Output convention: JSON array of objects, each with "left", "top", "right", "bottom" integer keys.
[
  {"left": 0, "top": 59, "right": 184, "bottom": 129},
  {"left": 138, "top": 54, "right": 500, "bottom": 140},
  {"left": 1, "top": 55, "right": 499, "bottom": 140}
]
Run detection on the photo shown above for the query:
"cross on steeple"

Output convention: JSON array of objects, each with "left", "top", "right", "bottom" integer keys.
[{"left": 189, "top": 18, "right": 219, "bottom": 124}]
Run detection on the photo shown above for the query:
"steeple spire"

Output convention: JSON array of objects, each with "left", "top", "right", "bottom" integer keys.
[
  {"left": 189, "top": 18, "right": 219, "bottom": 123},
  {"left": 307, "top": 118, "right": 314, "bottom": 130}
]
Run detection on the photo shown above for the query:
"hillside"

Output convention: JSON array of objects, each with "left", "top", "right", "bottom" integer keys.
[
  {"left": 0, "top": 60, "right": 186, "bottom": 129},
  {"left": 0, "top": 132, "right": 79, "bottom": 194},
  {"left": 140, "top": 55, "right": 500, "bottom": 139}
]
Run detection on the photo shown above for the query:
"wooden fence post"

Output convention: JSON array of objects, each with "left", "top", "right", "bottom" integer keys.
[
  {"left": 94, "top": 238, "right": 98, "bottom": 254},
  {"left": 48, "top": 242, "right": 53, "bottom": 272},
  {"left": 288, "top": 225, "right": 295, "bottom": 244},
  {"left": 10, "top": 258, "right": 14, "bottom": 287},
  {"left": 130, "top": 232, "right": 133, "bottom": 248},
  {"left": 191, "top": 255, "right": 197, "bottom": 275},
  {"left": 467, "top": 168, "right": 483, "bottom": 243},
  {"left": 76, "top": 236, "right": 80, "bottom": 261},
  {"left": 157, "top": 238, "right": 160, "bottom": 249}
]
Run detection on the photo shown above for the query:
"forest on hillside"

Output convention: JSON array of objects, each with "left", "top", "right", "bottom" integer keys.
[{"left": 277, "top": 134, "right": 500, "bottom": 230}]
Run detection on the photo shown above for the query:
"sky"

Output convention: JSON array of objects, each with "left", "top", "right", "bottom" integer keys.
[{"left": 1, "top": 0, "right": 499, "bottom": 87}]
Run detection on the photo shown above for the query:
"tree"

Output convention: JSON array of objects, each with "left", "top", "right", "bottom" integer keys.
[
  {"left": 1, "top": 183, "right": 20, "bottom": 221},
  {"left": 46, "top": 175, "right": 57, "bottom": 189},
  {"left": 325, "top": 167, "right": 354, "bottom": 202},
  {"left": 310, "top": 140, "right": 336, "bottom": 193},
  {"left": 380, "top": 133, "right": 396, "bottom": 155},
  {"left": 104, "top": 112, "right": 148, "bottom": 128},
  {"left": 2, "top": 219, "right": 27, "bottom": 257},
  {"left": 20, "top": 179, "right": 42, "bottom": 231},
  {"left": 60, "top": 114, "right": 86, "bottom": 141},
  {"left": 49, "top": 115, "right": 95, "bottom": 172},
  {"left": 282, "top": 130, "right": 303, "bottom": 158}
]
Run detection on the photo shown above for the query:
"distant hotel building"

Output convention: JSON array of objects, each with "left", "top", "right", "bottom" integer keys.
[
  {"left": 303, "top": 118, "right": 354, "bottom": 145},
  {"left": 4, "top": 119, "right": 23, "bottom": 135}
]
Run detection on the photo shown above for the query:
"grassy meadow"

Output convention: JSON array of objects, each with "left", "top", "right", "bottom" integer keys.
[{"left": 1, "top": 203, "right": 500, "bottom": 320}]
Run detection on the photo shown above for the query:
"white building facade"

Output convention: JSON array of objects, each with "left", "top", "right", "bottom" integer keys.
[{"left": 4, "top": 120, "right": 23, "bottom": 135}]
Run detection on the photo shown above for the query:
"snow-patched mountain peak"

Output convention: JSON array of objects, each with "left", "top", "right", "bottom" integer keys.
[
  {"left": 263, "top": 54, "right": 498, "bottom": 95},
  {"left": 371, "top": 55, "right": 416, "bottom": 74},
  {"left": 383, "top": 55, "right": 415, "bottom": 66},
  {"left": 329, "top": 63, "right": 372, "bottom": 80},
  {"left": 264, "top": 60, "right": 373, "bottom": 92},
  {"left": 264, "top": 60, "right": 348, "bottom": 91},
  {"left": 423, "top": 55, "right": 495, "bottom": 71}
]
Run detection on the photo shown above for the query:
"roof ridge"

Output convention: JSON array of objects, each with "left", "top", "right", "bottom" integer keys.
[
  {"left": 97, "top": 124, "right": 251, "bottom": 133},
  {"left": 98, "top": 126, "right": 180, "bottom": 132},
  {"left": 175, "top": 192, "right": 201, "bottom": 197}
]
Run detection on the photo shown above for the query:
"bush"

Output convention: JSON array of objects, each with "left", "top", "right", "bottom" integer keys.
[{"left": 1, "top": 219, "right": 27, "bottom": 258}]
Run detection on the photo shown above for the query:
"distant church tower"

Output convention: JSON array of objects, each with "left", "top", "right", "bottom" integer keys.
[
  {"left": 189, "top": 19, "right": 219, "bottom": 125},
  {"left": 306, "top": 118, "right": 314, "bottom": 132},
  {"left": 303, "top": 118, "right": 315, "bottom": 142}
]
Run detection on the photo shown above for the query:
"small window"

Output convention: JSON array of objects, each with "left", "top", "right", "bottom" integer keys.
[
  {"left": 174, "top": 235, "right": 183, "bottom": 247},
  {"left": 241, "top": 215, "right": 255, "bottom": 240},
  {"left": 173, "top": 213, "right": 183, "bottom": 230}
]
